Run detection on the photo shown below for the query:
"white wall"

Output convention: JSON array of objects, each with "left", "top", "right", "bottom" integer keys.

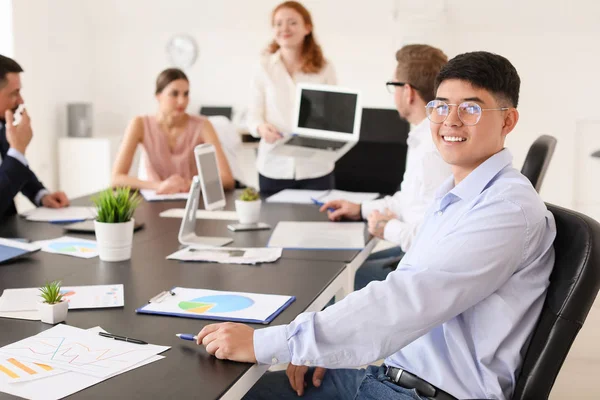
[
  {"left": 0, "top": 0, "right": 13, "bottom": 56},
  {"left": 10, "top": 0, "right": 600, "bottom": 210}
]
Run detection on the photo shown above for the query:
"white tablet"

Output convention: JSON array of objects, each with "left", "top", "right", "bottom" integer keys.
[{"left": 194, "top": 144, "right": 226, "bottom": 211}]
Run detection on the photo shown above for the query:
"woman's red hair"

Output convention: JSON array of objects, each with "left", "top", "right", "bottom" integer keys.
[{"left": 267, "top": 1, "right": 326, "bottom": 74}]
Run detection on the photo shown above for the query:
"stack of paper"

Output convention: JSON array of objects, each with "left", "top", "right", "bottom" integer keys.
[
  {"left": 266, "top": 189, "right": 379, "bottom": 205},
  {"left": 268, "top": 221, "right": 366, "bottom": 250},
  {"left": 0, "top": 325, "right": 168, "bottom": 400},
  {"left": 21, "top": 207, "right": 96, "bottom": 223},
  {"left": 167, "top": 247, "right": 282, "bottom": 264},
  {"left": 140, "top": 190, "right": 189, "bottom": 202}
]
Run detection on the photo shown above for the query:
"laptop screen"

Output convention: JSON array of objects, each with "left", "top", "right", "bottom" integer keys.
[{"left": 297, "top": 89, "right": 357, "bottom": 134}]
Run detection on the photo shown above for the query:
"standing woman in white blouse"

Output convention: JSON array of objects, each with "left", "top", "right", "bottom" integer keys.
[{"left": 247, "top": 1, "right": 337, "bottom": 195}]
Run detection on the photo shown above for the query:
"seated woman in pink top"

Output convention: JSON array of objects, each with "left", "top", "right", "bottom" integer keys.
[{"left": 111, "top": 68, "right": 234, "bottom": 194}]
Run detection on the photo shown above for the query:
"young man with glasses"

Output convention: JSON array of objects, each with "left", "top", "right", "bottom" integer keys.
[
  {"left": 193, "top": 52, "right": 556, "bottom": 400},
  {"left": 321, "top": 44, "right": 452, "bottom": 290}
]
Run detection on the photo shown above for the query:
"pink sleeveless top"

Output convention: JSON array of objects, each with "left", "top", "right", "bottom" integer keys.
[{"left": 141, "top": 115, "right": 206, "bottom": 182}]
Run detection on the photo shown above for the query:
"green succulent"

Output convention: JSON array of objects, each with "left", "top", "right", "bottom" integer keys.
[
  {"left": 39, "top": 281, "right": 64, "bottom": 304},
  {"left": 239, "top": 187, "right": 260, "bottom": 201},
  {"left": 92, "top": 187, "right": 141, "bottom": 223}
]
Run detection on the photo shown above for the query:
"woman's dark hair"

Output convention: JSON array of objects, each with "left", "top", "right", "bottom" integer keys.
[{"left": 155, "top": 68, "right": 188, "bottom": 94}]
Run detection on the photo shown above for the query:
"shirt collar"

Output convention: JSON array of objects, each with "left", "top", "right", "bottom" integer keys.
[
  {"left": 269, "top": 50, "right": 283, "bottom": 67},
  {"left": 435, "top": 148, "right": 513, "bottom": 201}
]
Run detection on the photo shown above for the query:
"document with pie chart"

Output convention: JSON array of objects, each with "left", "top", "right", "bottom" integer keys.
[
  {"left": 136, "top": 287, "right": 295, "bottom": 324},
  {"left": 35, "top": 236, "right": 98, "bottom": 259}
]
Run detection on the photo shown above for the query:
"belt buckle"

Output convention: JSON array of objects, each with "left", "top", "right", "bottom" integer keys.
[{"left": 385, "top": 365, "right": 404, "bottom": 383}]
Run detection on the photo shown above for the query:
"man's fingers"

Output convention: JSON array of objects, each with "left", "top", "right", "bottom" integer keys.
[
  {"left": 312, "top": 367, "right": 327, "bottom": 387},
  {"left": 5, "top": 110, "right": 13, "bottom": 127},
  {"left": 197, "top": 324, "right": 222, "bottom": 344},
  {"left": 293, "top": 366, "right": 307, "bottom": 396},
  {"left": 286, "top": 364, "right": 297, "bottom": 392},
  {"left": 328, "top": 208, "right": 346, "bottom": 220}
]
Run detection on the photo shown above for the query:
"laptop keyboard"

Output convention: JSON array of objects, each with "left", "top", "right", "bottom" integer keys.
[{"left": 286, "top": 136, "right": 347, "bottom": 151}]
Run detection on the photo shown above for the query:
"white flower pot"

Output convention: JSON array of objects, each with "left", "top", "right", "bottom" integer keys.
[
  {"left": 235, "top": 199, "right": 262, "bottom": 224},
  {"left": 38, "top": 300, "right": 68, "bottom": 324},
  {"left": 94, "top": 219, "right": 135, "bottom": 262}
]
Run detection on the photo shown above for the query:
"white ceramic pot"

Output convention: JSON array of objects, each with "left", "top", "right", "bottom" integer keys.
[
  {"left": 94, "top": 219, "right": 134, "bottom": 262},
  {"left": 38, "top": 300, "right": 68, "bottom": 324},
  {"left": 235, "top": 200, "right": 262, "bottom": 224}
]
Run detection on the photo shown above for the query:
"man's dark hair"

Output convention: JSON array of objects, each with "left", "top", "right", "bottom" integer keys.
[
  {"left": 435, "top": 51, "right": 520, "bottom": 107},
  {"left": 0, "top": 54, "right": 24, "bottom": 89}
]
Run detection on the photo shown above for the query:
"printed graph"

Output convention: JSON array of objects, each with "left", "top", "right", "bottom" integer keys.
[
  {"left": 178, "top": 295, "right": 254, "bottom": 314},
  {"left": 48, "top": 242, "right": 97, "bottom": 254},
  {"left": 0, "top": 357, "right": 62, "bottom": 383}
]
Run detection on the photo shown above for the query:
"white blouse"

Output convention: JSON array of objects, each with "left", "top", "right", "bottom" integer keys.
[{"left": 246, "top": 51, "right": 337, "bottom": 180}]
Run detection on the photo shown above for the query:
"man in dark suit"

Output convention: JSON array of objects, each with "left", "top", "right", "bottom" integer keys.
[{"left": 0, "top": 54, "right": 69, "bottom": 218}]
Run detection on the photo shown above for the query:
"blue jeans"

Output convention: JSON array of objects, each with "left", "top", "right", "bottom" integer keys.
[
  {"left": 259, "top": 172, "right": 335, "bottom": 196},
  {"left": 354, "top": 246, "right": 405, "bottom": 290},
  {"left": 243, "top": 365, "right": 426, "bottom": 399}
]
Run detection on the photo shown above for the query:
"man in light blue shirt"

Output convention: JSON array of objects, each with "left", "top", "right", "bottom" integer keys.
[{"left": 195, "top": 52, "right": 557, "bottom": 400}]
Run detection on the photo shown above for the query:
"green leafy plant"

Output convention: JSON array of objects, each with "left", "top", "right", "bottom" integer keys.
[
  {"left": 92, "top": 187, "right": 141, "bottom": 223},
  {"left": 238, "top": 187, "right": 260, "bottom": 201},
  {"left": 39, "top": 280, "right": 64, "bottom": 304}
]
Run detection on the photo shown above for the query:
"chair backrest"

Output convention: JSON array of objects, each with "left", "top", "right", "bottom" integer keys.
[
  {"left": 334, "top": 108, "right": 410, "bottom": 195},
  {"left": 513, "top": 203, "right": 600, "bottom": 399},
  {"left": 520, "top": 135, "right": 557, "bottom": 192}
]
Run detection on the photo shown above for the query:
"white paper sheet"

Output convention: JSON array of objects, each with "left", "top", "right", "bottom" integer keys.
[
  {"left": 159, "top": 208, "right": 239, "bottom": 220},
  {"left": 0, "top": 238, "right": 40, "bottom": 264},
  {"left": 0, "top": 311, "right": 40, "bottom": 321},
  {"left": 0, "top": 284, "right": 124, "bottom": 312},
  {"left": 0, "top": 325, "right": 169, "bottom": 378},
  {"left": 0, "top": 327, "right": 165, "bottom": 400},
  {"left": 35, "top": 236, "right": 98, "bottom": 259},
  {"left": 140, "top": 190, "right": 189, "bottom": 202},
  {"left": 0, "top": 356, "right": 64, "bottom": 383},
  {"left": 139, "top": 287, "right": 293, "bottom": 323},
  {"left": 266, "top": 189, "right": 379, "bottom": 205},
  {"left": 268, "top": 221, "right": 366, "bottom": 249},
  {"left": 21, "top": 207, "right": 96, "bottom": 222},
  {"left": 167, "top": 247, "right": 282, "bottom": 265}
]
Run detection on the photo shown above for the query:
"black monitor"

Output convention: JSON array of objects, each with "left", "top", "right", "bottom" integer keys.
[
  {"left": 199, "top": 106, "right": 233, "bottom": 120},
  {"left": 334, "top": 108, "right": 410, "bottom": 195}
]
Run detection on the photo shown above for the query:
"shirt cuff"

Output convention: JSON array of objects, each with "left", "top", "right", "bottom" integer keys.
[
  {"left": 7, "top": 148, "right": 28, "bottom": 167},
  {"left": 35, "top": 189, "right": 50, "bottom": 206},
  {"left": 361, "top": 199, "right": 383, "bottom": 220},
  {"left": 254, "top": 325, "right": 291, "bottom": 365}
]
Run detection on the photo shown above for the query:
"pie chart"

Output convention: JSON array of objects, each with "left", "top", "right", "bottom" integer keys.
[
  {"left": 49, "top": 242, "right": 97, "bottom": 253},
  {"left": 178, "top": 295, "right": 254, "bottom": 314}
]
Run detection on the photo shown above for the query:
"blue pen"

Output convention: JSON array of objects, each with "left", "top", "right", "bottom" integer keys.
[
  {"left": 311, "top": 198, "right": 335, "bottom": 213},
  {"left": 176, "top": 333, "right": 198, "bottom": 342},
  {"left": 50, "top": 219, "right": 86, "bottom": 225}
]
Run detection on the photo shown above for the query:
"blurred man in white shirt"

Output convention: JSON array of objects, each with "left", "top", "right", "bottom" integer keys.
[{"left": 321, "top": 44, "right": 452, "bottom": 289}]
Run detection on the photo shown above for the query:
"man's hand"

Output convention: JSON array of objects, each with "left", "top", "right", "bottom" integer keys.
[
  {"left": 367, "top": 209, "right": 397, "bottom": 238},
  {"left": 41, "top": 191, "right": 70, "bottom": 208},
  {"left": 196, "top": 322, "right": 256, "bottom": 363},
  {"left": 320, "top": 199, "right": 361, "bottom": 221},
  {"left": 5, "top": 109, "right": 33, "bottom": 155},
  {"left": 156, "top": 174, "right": 188, "bottom": 194},
  {"left": 286, "top": 364, "right": 327, "bottom": 396},
  {"left": 257, "top": 123, "right": 283, "bottom": 144}
]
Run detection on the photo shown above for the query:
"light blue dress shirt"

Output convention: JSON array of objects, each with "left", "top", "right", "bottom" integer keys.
[{"left": 254, "top": 148, "right": 556, "bottom": 400}]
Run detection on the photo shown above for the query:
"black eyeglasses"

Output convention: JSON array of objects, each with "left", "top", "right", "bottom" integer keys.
[{"left": 386, "top": 81, "right": 419, "bottom": 94}]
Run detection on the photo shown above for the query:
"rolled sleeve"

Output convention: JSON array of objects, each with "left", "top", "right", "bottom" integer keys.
[{"left": 254, "top": 325, "right": 291, "bottom": 365}]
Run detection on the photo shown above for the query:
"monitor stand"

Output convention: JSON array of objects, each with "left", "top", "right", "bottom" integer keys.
[{"left": 178, "top": 176, "right": 233, "bottom": 248}]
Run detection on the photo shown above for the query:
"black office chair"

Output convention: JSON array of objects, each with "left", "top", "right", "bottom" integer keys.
[
  {"left": 520, "top": 135, "right": 557, "bottom": 193},
  {"left": 511, "top": 203, "right": 600, "bottom": 399}
]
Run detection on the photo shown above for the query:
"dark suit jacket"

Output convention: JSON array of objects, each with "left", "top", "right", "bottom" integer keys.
[{"left": 0, "top": 121, "right": 46, "bottom": 218}]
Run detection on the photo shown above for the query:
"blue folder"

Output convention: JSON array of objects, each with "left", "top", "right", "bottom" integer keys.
[{"left": 135, "top": 287, "right": 296, "bottom": 325}]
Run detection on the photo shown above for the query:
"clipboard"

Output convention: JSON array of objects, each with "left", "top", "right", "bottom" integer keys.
[
  {"left": 0, "top": 238, "right": 41, "bottom": 264},
  {"left": 135, "top": 287, "right": 295, "bottom": 325}
]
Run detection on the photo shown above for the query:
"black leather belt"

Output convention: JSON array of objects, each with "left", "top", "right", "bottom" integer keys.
[{"left": 384, "top": 365, "right": 457, "bottom": 400}]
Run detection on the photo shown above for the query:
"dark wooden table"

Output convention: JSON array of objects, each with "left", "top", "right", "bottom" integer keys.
[{"left": 0, "top": 192, "right": 367, "bottom": 399}]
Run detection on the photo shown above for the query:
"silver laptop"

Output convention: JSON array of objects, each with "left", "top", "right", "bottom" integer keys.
[{"left": 271, "top": 83, "right": 362, "bottom": 163}]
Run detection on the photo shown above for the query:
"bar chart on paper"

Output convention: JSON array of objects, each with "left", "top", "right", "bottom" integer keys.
[
  {"left": 0, "top": 357, "right": 63, "bottom": 383},
  {"left": 0, "top": 325, "right": 166, "bottom": 378}
]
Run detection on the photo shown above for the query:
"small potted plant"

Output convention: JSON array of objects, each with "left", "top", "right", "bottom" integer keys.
[
  {"left": 235, "top": 188, "right": 262, "bottom": 224},
  {"left": 38, "top": 280, "right": 68, "bottom": 324},
  {"left": 92, "top": 187, "right": 141, "bottom": 262}
]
